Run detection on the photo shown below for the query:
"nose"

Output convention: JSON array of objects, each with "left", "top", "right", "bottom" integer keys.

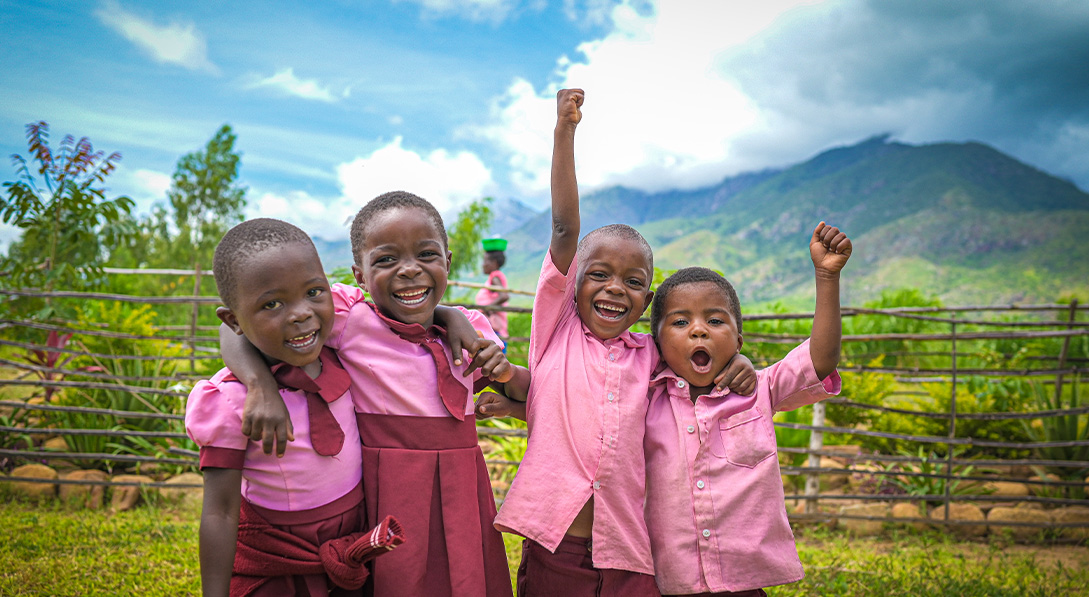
[
  {"left": 603, "top": 277, "right": 624, "bottom": 295},
  {"left": 398, "top": 258, "right": 422, "bottom": 278},
  {"left": 288, "top": 300, "right": 314, "bottom": 323},
  {"left": 690, "top": 321, "right": 709, "bottom": 338}
]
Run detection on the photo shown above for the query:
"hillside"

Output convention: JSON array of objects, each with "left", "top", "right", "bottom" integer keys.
[{"left": 498, "top": 136, "right": 1089, "bottom": 307}]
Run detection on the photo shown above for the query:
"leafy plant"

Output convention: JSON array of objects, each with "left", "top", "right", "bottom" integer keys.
[
  {"left": 885, "top": 446, "right": 986, "bottom": 506},
  {"left": 1021, "top": 375, "right": 1088, "bottom": 488}
]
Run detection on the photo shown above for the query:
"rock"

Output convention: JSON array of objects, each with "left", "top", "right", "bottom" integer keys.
[
  {"left": 929, "top": 503, "right": 987, "bottom": 538},
  {"left": 160, "top": 472, "right": 204, "bottom": 507},
  {"left": 987, "top": 507, "right": 1051, "bottom": 542},
  {"left": 1028, "top": 473, "right": 1062, "bottom": 497},
  {"left": 890, "top": 502, "right": 929, "bottom": 531},
  {"left": 42, "top": 437, "right": 69, "bottom": 451},
  {"left": 9, "top": 463, "right": 58, "bottom": 499},
  {"left": 980, "top": 480, "right": 1030, "bottom": 498},
  {"left": 110, "top": 474, "right": 156, "bottom": 511},
  {"left": 838, "top": 502, "right": 888, "bottom": 536},
  {"left": 1051, "top": 506, "right": 1089, "bottom": 541},
  {"left": 59, "top": 469, "right": 110, "bottom": 509},
  {"left": 819, "top": 457, "right": 850, "bottom": 490},
  {"left": 847, "top": 463, "right": 881, "bottom": 491}
]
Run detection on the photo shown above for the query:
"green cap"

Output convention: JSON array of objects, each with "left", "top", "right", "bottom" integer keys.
[{"left": 482, "top": 238, "right": 507, "bottom": 252}]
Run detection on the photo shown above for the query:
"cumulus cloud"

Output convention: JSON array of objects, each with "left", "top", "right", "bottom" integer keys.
[
  {"left": 247, "top": 68, "right": 346, "bottom": 103},
  {"left": 480, "top": 0, "right": 1089, "bottom": 205},
  {"left": 112, "top": 168, "right": 173, "bottom": 213},
  {"left": 395, "top": 0, "right": 520, "bottom": 22},
  {"left": 252, "top": 137, "right": 496, "bottom": 241},
  {"left": 95, "top": 0, "right": 218, "bottom": 73}
]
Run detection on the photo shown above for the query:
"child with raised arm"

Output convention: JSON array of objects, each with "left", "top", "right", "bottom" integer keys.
[
  {"left": 493, "top": 89, "right": 754, "bottom": 597},
  {"left": 643, "top": 223, "right": 851, "bottom": 596},
  {"left": 221, "top": 193, "right": 523, "bottom": 597},
  {"left": 187, "top": 219, "right": 403, "bottom": 597}
]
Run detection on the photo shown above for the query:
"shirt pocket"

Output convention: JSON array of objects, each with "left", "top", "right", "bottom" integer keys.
[{"left": 708, "top": 408, "right": 777, "bottom": 468}]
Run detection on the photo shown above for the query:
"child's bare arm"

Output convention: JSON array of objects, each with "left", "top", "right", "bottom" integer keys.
[
  {"left": 437, "top": 306, "right": 514, "bottom": 383},
  {"left": 220, "top": 324, "right": 293, "bottom": 456},
  {"left": 199, "top": 467, "right": 242, "bottom": 597},
  {"left": 550, "top": 88, "right": 585, "bottom": 275},
  {"left": 809, "top": 222, "right": 852, "bottom": 380}
]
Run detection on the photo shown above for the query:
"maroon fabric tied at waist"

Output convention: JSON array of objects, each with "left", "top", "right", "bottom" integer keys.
[
  {"left": 355, "top": 412, "right": 479, "bottom": 450},
  {"left": 231, "top": 487, "right": 406, "bottom": 597},
  {"left": 357, "top": 412, "right": 511, "bottom": 597}
]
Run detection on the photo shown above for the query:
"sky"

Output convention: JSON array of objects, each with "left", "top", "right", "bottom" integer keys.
[{"left": 2, "top": 0, "right": 1088, "bottom": 248}]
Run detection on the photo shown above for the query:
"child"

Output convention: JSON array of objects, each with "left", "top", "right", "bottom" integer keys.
[
  {"left": 222, "top": 193, "right": 524, "bottom": 597},
  {"left": 186, "top": 219, "right": 403, "bottom": 597},
  {"left": 476, "top": 237, "right": 511, "bottom": 342},
  {"left": 493, "top": 89, "right": 754, "bottom": 597},
  {"left": 643, "top": 223, "right": 851, "bottom": 596}
]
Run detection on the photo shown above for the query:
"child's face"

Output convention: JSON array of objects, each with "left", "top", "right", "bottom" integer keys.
[
  {"left": 574, "top": 237, "right": 654, "bottom": 341},
  {"left": 218, "top": 243, "right": 333, "bottom": 369},
  {"left": 482, "top": 255, "right": 498, "bottom": 275},
  {"left": 656, "top": 281, "right": 742, "bottom": 395},
  {"left": 352, "top": 206, "right": 451, "bottom": 328}
]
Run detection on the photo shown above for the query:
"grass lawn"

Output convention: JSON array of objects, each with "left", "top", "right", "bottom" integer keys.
[{"left": 1, "top": 500, "right": 1086, "bottom": 596}]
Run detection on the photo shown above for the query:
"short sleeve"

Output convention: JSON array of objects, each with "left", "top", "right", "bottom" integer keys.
[
  {"left": 528, "top": 250, "right": 578, "bottom": 367},
  {"left": 329, "top": 283, "right": 367, "bottom": 349},
  {"left": 185, "top": 378, "right": 249, "bottom": 470},
  {"left": 763, "top": 339, "right": 842, "bottom": 412}
]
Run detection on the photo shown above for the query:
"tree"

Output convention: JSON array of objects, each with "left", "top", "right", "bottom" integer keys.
[
  {"left": 447, "top": 197, "right": 494, "bottom": 286},
  {"left": 1, "top": 121, "right": 135, "bottom": 294}
]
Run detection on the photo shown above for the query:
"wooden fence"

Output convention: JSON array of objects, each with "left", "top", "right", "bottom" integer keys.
[{"left": 2, "top": 271, "right": 1088, "bottom": 536}]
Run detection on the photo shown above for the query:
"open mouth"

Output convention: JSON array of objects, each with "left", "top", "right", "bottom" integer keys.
[
  {"left": 286, "top": 330, "right": 320, "bottom": 350},
  {"left": 689, "top": 349, "right": 712, "bottom": 374},
  {"left": 594, "top": 301, "right": 628, "bottom": 321},
  {"left": 394, "top": 288, "right": 430, "bottom": 306}
]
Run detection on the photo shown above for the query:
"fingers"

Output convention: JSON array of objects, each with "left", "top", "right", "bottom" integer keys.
[
  {"left": 814, "top": 222, "right": 851, "bottom": 255},
  {"left": 557, "top": 88, "right": 585, "bottom": 123},
  {"left": 449, "top": 334, "right": 464, "bottom": 367}
]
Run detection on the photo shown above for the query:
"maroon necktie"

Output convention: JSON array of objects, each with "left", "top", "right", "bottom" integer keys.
[
  {"left": 271, "top": 347, "right": 350, "bottom": 456},
  {"left": 368, "top": 304, "right": 468, "bottom": 421}
]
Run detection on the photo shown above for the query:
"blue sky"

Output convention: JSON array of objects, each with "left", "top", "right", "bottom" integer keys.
[{"left": 3, "top": 0, "right": 1088, "bottom": 247}]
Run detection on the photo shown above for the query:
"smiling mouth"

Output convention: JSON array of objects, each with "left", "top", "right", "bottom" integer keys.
[
  {"left": 286, "top": 330, "right": 320, "bottom": 350},
  {"left": 594, "top": 301, "right": 628, "bottom": 321},
  {"left": 394, "top": 288, "right": 430, "bottom": 306},
  {"left": 690, "top": 349, "right": 712, "bottom": 373}
]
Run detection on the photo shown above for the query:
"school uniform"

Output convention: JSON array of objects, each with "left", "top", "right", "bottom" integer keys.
[
  {"left": 643, "top": 341, "right": 841, "bottom": 595},
  {"left": 495, "top": 251, "right": 660, "bottom": 597},
  {"left": 328, "top": 283, "right": 512, "bottom": 597},
  {"left": 186, "top": 348, "right": 365, "bottom": 597}
]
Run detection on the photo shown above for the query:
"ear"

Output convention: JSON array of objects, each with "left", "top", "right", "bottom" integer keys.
[
  {"left": 351, "top": 264, "right": 367, "bottom": 291},
  {"left": 445, "top": 250, "right": 453, "bottom": 275},
  {"left": 216, "top": 307, "right": 244, "bottom": 335},
  {"left": 641, "top": 290, "right": 654, "bottom": 314},
  {"left": 737, "top": 334, "right": 744, "bottom": 352}
]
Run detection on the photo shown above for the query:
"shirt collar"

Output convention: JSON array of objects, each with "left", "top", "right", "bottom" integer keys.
[
  {"left": 580, "top": 322, "right": 648, "bottom": 349},
  {"left": 650, "top": 364, "right": 731, "bottom": 399}
]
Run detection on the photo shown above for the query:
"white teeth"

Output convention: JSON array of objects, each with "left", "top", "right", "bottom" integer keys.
[
  {"left": 395, "top": 289, "right": 428, "bottom": 305},
  {"left": 595, "top": 303, "right": 626, "bottom": 313},
  {"left": 287, "top": 331, "right": 318, "bottom": 348}
]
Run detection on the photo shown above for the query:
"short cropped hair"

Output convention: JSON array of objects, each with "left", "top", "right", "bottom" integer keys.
[
  {"left": 485, "top": 250, "right": 506, "bottom": 269},
  {"left": 349, "top": 191, "right": 447, "bottom": 266},
  {"left": 577, "top": 224, "right": 654, "bottom": 272},
  {"left": 213, "top": 218, "right": 316, "bottom": 309},
  {"left": 650, "top": 267, "right": 742, "bottom": 338}
]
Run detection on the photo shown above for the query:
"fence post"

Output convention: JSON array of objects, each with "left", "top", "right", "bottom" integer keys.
[
  {"left": 1054, "top": 299, "right": 1079, "bottom": 402},
  {"left": 804, "top": 401, "right": 825, "bottom": 514},
  {"left": 190, "top": 265, "right": 201, "bottom": 371},
  {"left": 944, "top": 318, "right": 957, "bottom": 522}
]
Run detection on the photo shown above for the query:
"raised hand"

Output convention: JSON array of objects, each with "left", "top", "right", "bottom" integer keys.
[
  {"left": 810, "top": 221, "right": 852, "bottom": 275},
  {"left": 556, "top": 88, "right": 584, "bottom": 129}
]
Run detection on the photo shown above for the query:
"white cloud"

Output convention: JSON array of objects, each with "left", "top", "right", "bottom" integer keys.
[
  {"left": 396, "top": 0, "right": 519, "bottom": 22},
  {"left": 111, "top": 168, "right": 173, "bottom": 213},
  {"left": 95, "top": 1, "right": 218, "bottom": 73},
  {"left": 247, "top": 68, "right": 344, "bottom": 103},
  {"left": 252, "top": 137, "right": 497, "bottom": 242}
]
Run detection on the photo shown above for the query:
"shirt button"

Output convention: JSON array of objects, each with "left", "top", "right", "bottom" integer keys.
[
  {"left": 609, "top": 354, "right": 616, "bottom": 361},
  {"left": 608, "top": 392, "right": 614, "bottom": 401},
  {"left": 696, "top": 480, "right": 705, "bottom": 489},
  {"left": 702, "top": 529, "right": 711, "bottom": 538},
  {"left": 593, "top": 481, "right": 601, "bottom": 489},
  {"left": 677, "top": 380, "right": 686, "bottom": 388},
  {"left": 686, "top": 425, "right": 695, "bottom": 433}
]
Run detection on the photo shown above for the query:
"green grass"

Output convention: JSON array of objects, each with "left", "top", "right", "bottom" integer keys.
[{"left": 1, "top": 500, "right": 1086, "bottom": 596}]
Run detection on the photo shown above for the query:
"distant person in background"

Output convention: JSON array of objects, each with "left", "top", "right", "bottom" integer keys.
[{"left": 476, "top": 238, "right": 510, "bottom": 342}]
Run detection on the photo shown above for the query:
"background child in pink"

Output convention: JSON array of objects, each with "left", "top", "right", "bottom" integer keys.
[
  {"left": 222, "top": 193, "right": 524, "bottom": 597},
  {"left": 643, "top": 223, "right": 851, "bottom": 596},
  {"left": 493, "top": 89, "right": 754, "bottom": 597},
  {"left": 188, "top": 219, "right": 401, "bottom": 597},
  {"left": 476, "top": 237, "right": 511, "bottom": 341}
]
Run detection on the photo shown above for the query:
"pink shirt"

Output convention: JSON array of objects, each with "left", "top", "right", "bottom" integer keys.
[
  {"left": 495, "top": 251, "right": 659, "bottom": 575},
  {"left": 475, "top": 270, "right": 509, "bottom": 338},
  {"left": 185, "top": 367, "right": 363, "bottom": 511},
  {"left": 328, "top": 283, "right": 500, "bottom": 418},
  {"left": 643, "top": 340, "right": 841, "bottom": 594}
]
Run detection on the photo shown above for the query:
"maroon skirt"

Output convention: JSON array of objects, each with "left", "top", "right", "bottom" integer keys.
[
  {"left": 517, "top": 536, "right": 661, "bottom": 597},
  {"left": 357, "top": 412, "right": 512, "bottom": 597}
]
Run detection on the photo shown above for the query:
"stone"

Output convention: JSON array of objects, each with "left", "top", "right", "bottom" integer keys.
[
  {"left": 59, "top": 469, "right": 110, "bottom": 509},
  {"left": 980, "top": 480, "right": 1030, "bottom": 498},
  {"left": 890, "top": 502, "right": 929, "bottom": 531},
  {"left": 1027, "top": 473, "right": 1062, "bottom": 497},
  {"left": 929, "top": 503, "right": 986, "bottom": 538},
  {"left": 42, "top": 437, "right": 69, "bottom": 451},
  {"left": 159, "top": 472, "right": 204, "bottom": 506},
  {"left": 8, "top": 463, "right": 58, "bottom": 499},
  {"left": 110, "top": 474, "right": 156, "bottom": 511},
  {"left": 819, "top": 457, "right": 850, "bottom": 490},
  {"left": 987, "top": 506, "right": 1051, "bottom": 543},
  {"left": 1051, "top": 506, "right": 1089, "bottom": 542},
  {"left": 838, "top": 502, "right": 888, "bottom": 536},
  {"left": 847, "top": 463, "right": 881, "bottom": 491}
]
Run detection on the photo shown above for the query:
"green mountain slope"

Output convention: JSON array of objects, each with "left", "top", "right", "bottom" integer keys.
[{"left": 501, "top": 136, "right": 1089, "bottom": 306}]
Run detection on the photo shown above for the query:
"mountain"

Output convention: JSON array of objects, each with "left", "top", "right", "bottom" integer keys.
[{"left": 499, "top": 136, "right": 1089, "bottom": 307}]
